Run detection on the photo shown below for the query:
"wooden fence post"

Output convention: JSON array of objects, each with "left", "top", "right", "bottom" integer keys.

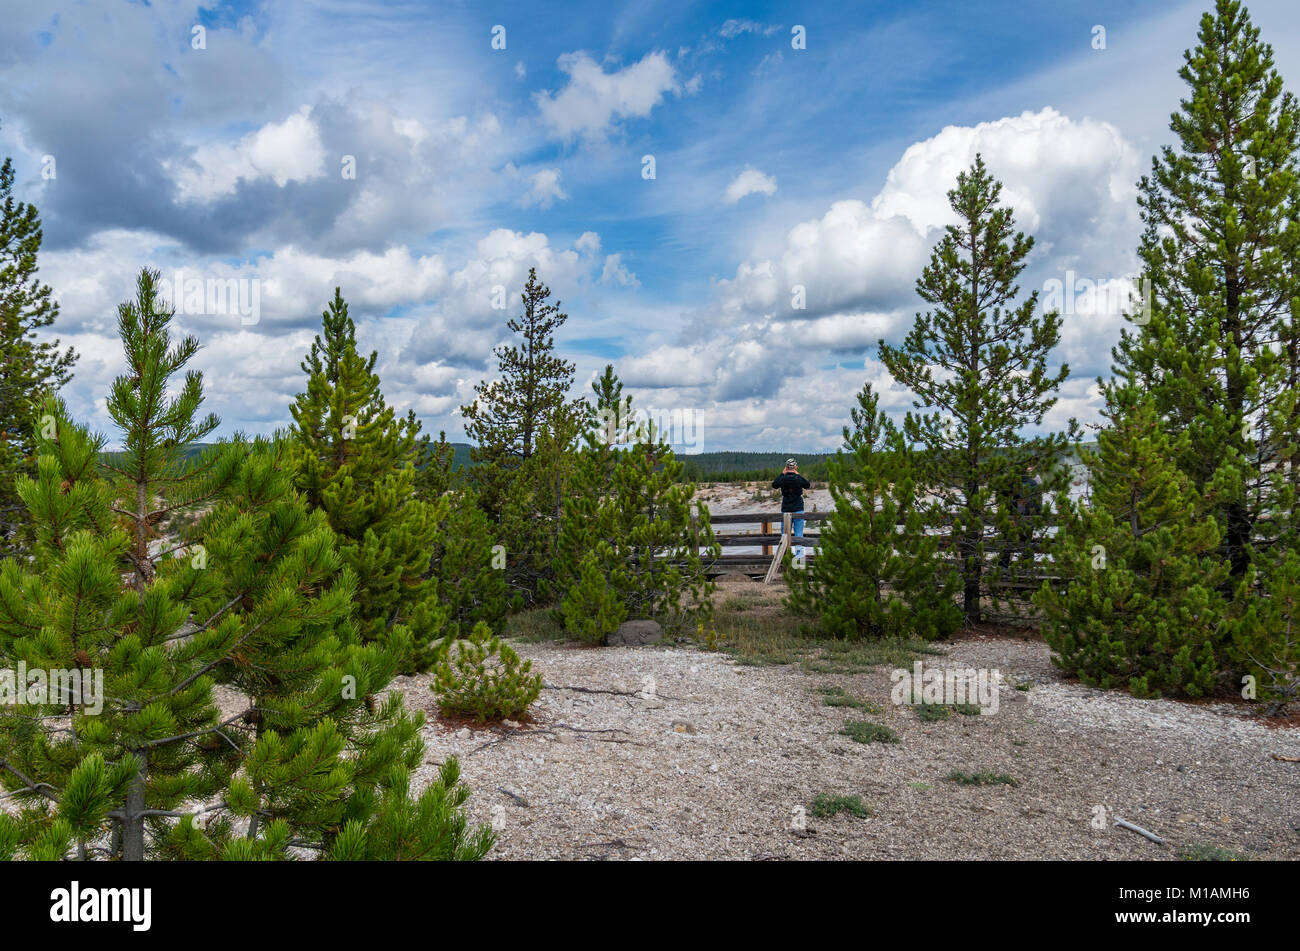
[{"left": 764, "top": 512, "right": 792, "bottom": 584}]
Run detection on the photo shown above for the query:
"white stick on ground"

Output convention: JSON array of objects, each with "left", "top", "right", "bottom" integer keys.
[{"left": 1113, "top": 817, "right": 1164, "bottom": 844}]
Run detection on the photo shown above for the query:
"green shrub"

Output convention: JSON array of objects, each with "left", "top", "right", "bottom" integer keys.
[{"left": 431, "top": 623, "right": 542, "bottom": 722}]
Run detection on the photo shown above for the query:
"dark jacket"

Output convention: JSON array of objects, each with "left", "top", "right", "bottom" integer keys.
[{"left": 772, "top": 472, "right": 811, "bottom": 512}]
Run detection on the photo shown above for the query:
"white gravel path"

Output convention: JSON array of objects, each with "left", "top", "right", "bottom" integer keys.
[{"left": 396, "top": 634, "right": 1300, "bottom": 861}]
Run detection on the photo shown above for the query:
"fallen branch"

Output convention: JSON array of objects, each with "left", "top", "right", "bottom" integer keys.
[
  {"left": 466, "top": 723, "right": 643, "bottom": 755},
  {"left": 1113, "top": 817, "right": 1164, "bottom": 844},
  {"left": 1271, "top": 754, "right": 1300, "bottom": 763},
  {"left": 544, "top": 683, "right": 692, "bottom": 702},
  {"left": 544, "top": 683, "right": 637, "bottom": 697},
  {"left": 550, "top": 723, "right": 631, "bottom": 736},
  {"left": 467, "top": 726, "right": 538, "bottom": 754},
  {"left": 497, "top": 787, "right": 530, "bottom": 807}
]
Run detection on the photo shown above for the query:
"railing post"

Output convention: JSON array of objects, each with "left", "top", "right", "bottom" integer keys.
[
  {"left": 764, "top": 512, "right": 792, "bottom": 585},
  {"left": 761, "top": 518, "right": 771, "bottom": 556}
]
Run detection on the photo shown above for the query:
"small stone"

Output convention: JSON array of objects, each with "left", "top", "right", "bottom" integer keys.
[
  {"left": 708, "top": 763, "right": 719, "bottom": 773},
  {"left": 672, "top": 721, "right": 696, "bottom": 734},
  {"left": 455, "top": 727, "right": 470, "bottom": 740}
]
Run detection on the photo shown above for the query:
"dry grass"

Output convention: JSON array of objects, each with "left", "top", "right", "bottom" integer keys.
[{"left": 709, "top": 577, "right": 942, "bottom": 673}]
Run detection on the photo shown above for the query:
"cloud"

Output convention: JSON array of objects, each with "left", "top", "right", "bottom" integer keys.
[
  {"left": 707, "top": 109, "right": 1140, "bottom": 343},
  {"left": 0, "top": 2, "right": 509, "bottom": 258},
  {"left": 535, "top": 51, "right": 681, "bottom": 140},
  {"left": 719, "top": 19, "right": 781, "bottom": 38},
  {"left": 599, "top": 253, "right": 639, "bottom": 287},
  {"left": 168, "top": 108, "right": 327, "bottom": 202},
  {"left": 36, "top": 221, "right": 641, "bottom": 444},
  {"left": 621, "top": 108, "right": 1143, "bottom": 447},
  {"left": 723, "top": 167, "right": 778, "bottom": 204},
  {"left": 520, "top": 168, "right": 568, "bottom": 209}
]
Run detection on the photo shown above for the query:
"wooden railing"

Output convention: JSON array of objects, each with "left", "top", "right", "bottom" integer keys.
[
  {"left": 703, "top": 511, "right": 828, "bottom": 583},
  {"left": 699, "top": 509, "right": 1062, "bottom": 587}
]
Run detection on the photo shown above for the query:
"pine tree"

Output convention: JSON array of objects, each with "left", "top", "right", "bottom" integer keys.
[
  {"left": 0, "top": 270, "right": 490, "bottom": 860},
  {"left": 559, "top": 543, "right": 629, "bottom": 645},
  {"left": 409, "top": 428, "right": 510, "bottom": 635},
  {"left": 461, "top": 268, "right": 584, "bottom": 603},
  {"left": 786, "top": 383, "right": 961, "bottom": 640},
  {"left": 558, "top": 376, "right": 717, "bottom": 643},
  {"left": 288, "top": 288, "right": 446, "bottom": 671},
  {"left": 1112, "top": 0, "right": 1300, "bottom": 580},
  {"left": 1036, "top": 384, "right": 1233, "bottom": 698},
  {"left": 462, "top": 267, "right": 581, "bottom": 517},
  {"left": 1235, "top": 547, "right": 1300, "bottom": 714},
  {"left": 879, "top": 154, "right": 1078, "bottom": 625},
  {"left": 0, "top": 153, "right": 77, "bottom": 557},
  {"left": 552, "top": 364, "right": 626, "bottom": 608},
  {"left": 414, "top": 429, "right": 458, "bottom": 500},
  {"left": 1230, "top": 441, "right": 1300, "bottom": 712}
]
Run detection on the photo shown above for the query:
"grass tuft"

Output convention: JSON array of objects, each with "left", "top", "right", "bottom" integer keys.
[
  {"left": 816, "top": 686, "right": 880, "bottom": 712},
  {"left": 947, "top": 770, "right": 1018, "bottom": 787},
  {"left": 1178, "top": 842, "right": 1246, "bottom": 861},
  {"left": 810, "top": 793, "right": 871, "bottom": 819},
  {"left": 840, "top": 720, "right": 899, "bottom": 744}
]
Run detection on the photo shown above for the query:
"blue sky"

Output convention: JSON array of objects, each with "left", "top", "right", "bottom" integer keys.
[{"left": 3, "top": 0, "right": 1300, "bottom": 451}]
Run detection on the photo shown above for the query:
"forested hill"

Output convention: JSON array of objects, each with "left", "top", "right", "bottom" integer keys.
[
  {"left": 676, "top": 451, "right": 834, "bottom": 482},
  {"left": 101, "top": 443, "right": 1091, "bottom": 485},
  {"left": 101, "top": 441, "right": 476, "bottom": 470}
]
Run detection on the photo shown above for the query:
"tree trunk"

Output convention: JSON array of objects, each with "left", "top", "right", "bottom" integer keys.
[{"left": 121, "top": 748, "right": 148, "bottom": 861}]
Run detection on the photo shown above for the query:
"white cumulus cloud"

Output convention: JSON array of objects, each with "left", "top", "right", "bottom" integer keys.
[
  {"left": 169, "top": 108, "right": 327, "bottom": 202},
  {"left": 535, "top": 51, "right": 681, "bottom": 140},
  {"left": 723, "top": 167, "right": 778, "bottom": 204}
]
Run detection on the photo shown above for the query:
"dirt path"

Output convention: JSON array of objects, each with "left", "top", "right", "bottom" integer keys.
[{"left": 397, "top": 627, "right": 1300, "bottom": 861}]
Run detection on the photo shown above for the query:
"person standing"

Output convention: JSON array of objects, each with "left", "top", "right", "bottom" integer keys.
[{"left": 772, "top": 458, "right": 811, "bottom": 557}]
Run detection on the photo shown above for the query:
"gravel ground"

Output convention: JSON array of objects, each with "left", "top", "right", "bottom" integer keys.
[{"left": 396, "top": 627, "right": 1300, "bottom": 861}]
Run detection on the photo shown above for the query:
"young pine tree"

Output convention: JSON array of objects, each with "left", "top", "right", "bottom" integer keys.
[
  {"left": 413, "top": 432, "right": 510, "bottom": 639},
  {"left": 0, "top": 270, "right": 490, "bottom": 860},
  {"left": 559, "top": 381, "right": 717, "bottom": 644},
  {"left": 1112, "top": 0, "right": 1300, "bottom": 580},
  {"left": 879, "top": 154, "right": 1077, "bottom": 625},
  {"left": 551, "top": 364, "right": 627, "bottom": 607},
  {"left": 0, "top": 153, "right": 77, "bottom": 557},
  {"left": 288, "top": 288, "right": 446, "bottom": 671},
  {"left": 1036, "top": 384, "right": 1232, "bottom": 698},
  {"left": 786, "top": 383, "right": 961, "bottom": 640}
]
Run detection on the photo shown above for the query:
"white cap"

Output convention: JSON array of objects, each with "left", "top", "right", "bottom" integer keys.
[{"left": 785, "top": 458, "right": 797, "bottom": 467}]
